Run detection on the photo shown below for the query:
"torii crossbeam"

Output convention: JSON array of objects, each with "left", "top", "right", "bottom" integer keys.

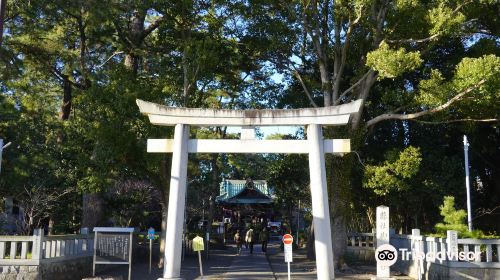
[{"left": 136, "top": 99, "right": 363, "bottom": 280}]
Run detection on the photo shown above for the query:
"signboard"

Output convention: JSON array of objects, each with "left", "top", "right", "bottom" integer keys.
[
  {"left": 147, "top": 227, "right": 155, "bottom": 240},
  {"left": 93, "top": 227, "right": 134, "bottom": 280},
  {"left": 283, "top": 234, "right": 293, "bottom": 245},
  {"left": 193, "top": 236, "right": 205, "bottom": 276},
  {"left": 95, "top": 232, "right": 131, "bottom": 262},
  {"left": 283, "top": 234, "right": 293, "bottom": 279},
  {"left": 283, "top": 234, "right": 293, "bottom": 263},
  {"left": 284, "top": 244, "right": 293, "bottom": 263},
  {"left": 193, "top": 236, "right": 205, "bottom": 252}
]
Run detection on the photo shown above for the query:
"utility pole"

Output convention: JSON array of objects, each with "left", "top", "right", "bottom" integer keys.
[
  {"left": 463, "top": 135, "right": 473, "bottom": 231},
  {"left": 0, "top": 139, "right": 12, "bottom": 174},
  {"left": 0, "top": 0, "right": 7, "bottom": 47}
]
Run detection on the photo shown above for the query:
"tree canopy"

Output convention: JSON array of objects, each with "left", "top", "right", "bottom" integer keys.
[{"left": 0, "top": 0, "right": 498, "bottom": 258}]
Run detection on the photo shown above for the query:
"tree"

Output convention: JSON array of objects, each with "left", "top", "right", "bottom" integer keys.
[
  {"left": 16, "top": 185, "right": 72, "bottom": 235},
  {"left": 435, "top": 196, "right": 484, "bottom": 238},
  {"left": 1, "top": 0, "right": 498, "bottom": 271}
]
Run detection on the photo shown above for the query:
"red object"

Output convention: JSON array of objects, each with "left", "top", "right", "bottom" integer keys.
[{"left": 282, "top": 234, "right": 293, "bottom": 245}]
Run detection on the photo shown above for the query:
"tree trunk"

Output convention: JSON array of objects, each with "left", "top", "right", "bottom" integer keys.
[
  {"left": 328, "top": 128, "right": 364, "bottom": 270},
  {"left": 306, "top": 223, "right": 315, "bottom": 260},
  {"left": 207, "top": 154, "right": 219, "bottom": 234},
  {"left": 319, "top": 60, "right": 332, "bottom": 107},
  {"left": 48, "top": 218, "right": 55, "bottom": 235},
  {"left": 158, "top": 154, "right": 171, "bottom": 268},
  {"left": 124, "top": 9, "right": 145, "bottom": 75},
  {"left": 124, "top": 54, "right": 140, "bottom": 75},
  {"left": 81, "top": 193, "right": 104, "bottom": 230},
  {"left": 329, "top": 156, "right": 349, "bottom": 271},
  {"left": 60, "top": 76, "right": 72, "bottom": 121},
  {"left": 158, "top": 202, "right": 167, "bottom": 268},
  {"left": 350, "top": 71, "right": 376, "bottom": 129}
]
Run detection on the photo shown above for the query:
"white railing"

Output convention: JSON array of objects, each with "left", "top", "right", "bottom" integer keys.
[
  {"left": 348, "top": 230, "right": 500, "bottom": 269},
  {"left": 0, "top": 229, "right": 94, "bottom": 266},
  {"left": 457, "top": 238, "right": 500, "bottom": 267},
  {"left": 391, "top": 233, "right": 500, "bottom": 267},
  {"left": 347, "top": 232, "right": 375, "bottom": 249}
]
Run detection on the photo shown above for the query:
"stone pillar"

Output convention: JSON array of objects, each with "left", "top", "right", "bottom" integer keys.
[
  {"left": 375, "top": 206, "right": 393, "bottom": 280},
  {"left": 161, "top": 124, "right": 189, "bottom": 280},
  {"left": 446, "top": 230, "right": 458, "bottom": 261},
  {"left": 307, "top": 124, "right": 335, "bottom": 280},
  {"left": 411, "top": 229, "right": 423, "bottom": 278},
  {"left": 32, "top": 228, "right": 43, "bottom": 262}
]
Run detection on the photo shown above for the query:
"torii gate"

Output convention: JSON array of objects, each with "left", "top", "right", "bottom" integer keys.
[{"left": 136, "top": 99, "right": 363, "bottom": 280}]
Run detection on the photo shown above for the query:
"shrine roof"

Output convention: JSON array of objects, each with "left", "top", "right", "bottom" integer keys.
[{"left": 216, "top": 179, "right": 274, "bottom": 204}]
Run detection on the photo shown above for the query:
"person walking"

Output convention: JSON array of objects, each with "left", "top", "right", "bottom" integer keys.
[
  {"left": 245, "top": 227, "right": 254, "bottom": 254},
  {"left": 234, "top": 230, "right": 243, "bottom": 255},
  {"left": 259, "top": 227, "right": 269, "bottom": 253},
  {"left": 243, "top": 228, "right": 248, "bottom": 249}
]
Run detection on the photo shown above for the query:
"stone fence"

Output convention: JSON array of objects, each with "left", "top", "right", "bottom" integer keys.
[
  {"left": 346, "top": 232, "right": 376, "bottom": 263},
  {"left": 0, "top": 229, "right": 94, "bottom": 280},
  {"left": 346, "top": 230, "right": 500, "bottom": 280}
]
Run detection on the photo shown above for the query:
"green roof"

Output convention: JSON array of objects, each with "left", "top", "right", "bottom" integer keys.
[{"left": 215, "top": 179, "right": 274, "bottom": 204}]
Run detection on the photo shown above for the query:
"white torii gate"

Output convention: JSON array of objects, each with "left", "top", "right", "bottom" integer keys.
[{"left": 136, "top": 99, "right": 363, "bottom": 280}]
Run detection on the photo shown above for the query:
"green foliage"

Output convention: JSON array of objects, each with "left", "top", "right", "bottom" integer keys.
[
  {"left": 416, "top": 70, "right": 450, "bottom": 107},
  {"left": 366, "top": 42, "right": 423, "bottom": 79},
  {"left": 364, "top": 146, "right": 422, "bottom": 195},
  {"left": 416, "top": 55, "right": 500, "bottom": 110},
  {"left": 453, "top": 55, "right": 500, "bottom": 98},
  {"left": 427, "top": 5, "right": 465, "bottom": 35},
  {"left": 434, "top": 196, "right": 484, "bottom": 238}
]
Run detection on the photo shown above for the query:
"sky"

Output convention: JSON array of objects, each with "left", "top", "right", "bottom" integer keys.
[{"left": 226, "top": 126, "right": 301, "bottom": 139}]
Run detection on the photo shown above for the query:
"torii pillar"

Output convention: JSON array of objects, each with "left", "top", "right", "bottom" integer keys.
[
  {"left": 164, "top": 123, "right": 189, "bottom": 279},
  {"left": 136, "top": 99, "right": 363, "bottom": 280}
]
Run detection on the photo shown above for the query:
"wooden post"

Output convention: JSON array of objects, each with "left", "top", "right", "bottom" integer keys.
[
  {"left": 92, "top": 232, "right": 97, "bottom": 276},
  {"left": 198, "top": 251, "right": 203, "bottom": 277},
  {"left": 128, "top": 231, "right": 133, "bottom": 280},
  {"left": 149, "top": 238, "right": 152, "bottom": 274}
]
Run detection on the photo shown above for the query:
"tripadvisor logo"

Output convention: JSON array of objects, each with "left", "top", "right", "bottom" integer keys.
[
  {"left": 375, "top": 244, "right": 398, "bottom": 266},
  {"left": 375, "top": 244, "right": 482, "bottom": 264}
]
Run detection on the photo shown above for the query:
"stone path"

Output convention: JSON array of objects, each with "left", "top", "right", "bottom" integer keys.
[
  {"left": 266, "top": 243, "right": 317, "bottom": 279},
  {"left": 194, "top": 244, "right": 274, "bottom": 280}
]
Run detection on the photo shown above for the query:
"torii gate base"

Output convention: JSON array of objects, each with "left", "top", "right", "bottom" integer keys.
[{"left": 136, "top": 99, "right": 363, "bottom": 280}]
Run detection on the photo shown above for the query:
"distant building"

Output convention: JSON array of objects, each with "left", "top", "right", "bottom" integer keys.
[
  {"left": 216, "top": 178, "right": 277, "bottom": 227},
  {"left": 216, "top": 178, "right": 274, "bottom": 205}
]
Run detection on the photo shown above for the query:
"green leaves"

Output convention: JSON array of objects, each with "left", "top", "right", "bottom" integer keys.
[
  {"left": 366, "top": 42, "right": 423, "bottom": 79},
  {"left": 416, "top": 69, "right": 450, "bottom": 107},
  {"left": 364, "top": 146, "right": 422, "bottom": 196},
  {"left": 453, "top": 55, "right": 500, "bottom": 96},
  {"left": 416, "top": 55, "right": 500, "bottom": 109},
  {"left": 427, "top": 5, "right": 465, "bottom": 36}
]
